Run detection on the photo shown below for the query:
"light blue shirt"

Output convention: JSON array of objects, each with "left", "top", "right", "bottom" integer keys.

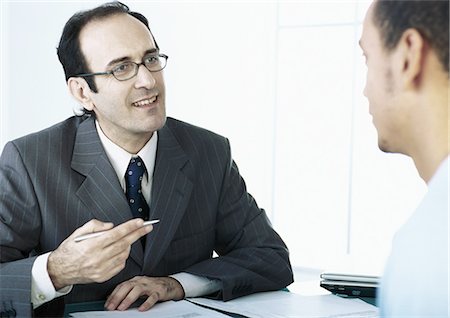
[{"left": 378, "top": 156, "right": 449, "bottom": 317}]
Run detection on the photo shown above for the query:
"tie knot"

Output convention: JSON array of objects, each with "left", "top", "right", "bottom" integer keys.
[{"left": 126, "top": 156, "right": 146, "bottom": 188}]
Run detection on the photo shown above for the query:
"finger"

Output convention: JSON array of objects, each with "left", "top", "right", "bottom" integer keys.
[
  {"left": 81, "top": 241, "right": 132, "bottom": 282},
  {"left": 101, "top": 219, "right": 151, "bottom": 247},
  {"left": 81, "top": 252, "right": 128, "bottom": 284},
  {"left": 69, "top": 219, "right": 114, "bottom": 239},
  {"left": 116, "top": 286, "right": 146, "bottom": 311},
  {"left": 105, "top": 282, "right": 133, "bottom": 311},
  {"left": 105, "top": 276, "right": 145, "bottom": 309},
  {"left": 99, "top": 238, "right": 131, "bottom": 261},
  {"left": 99, "top": 229, "right": 148, "bottom": 263},
  {"left": 105, "top": 227, "right": 153, "bottom": 252},
  {"left": 119, "top": 221, "right": 153, "bottom": 245},
  {"left": 102, "top": 253, "right": 129, "bottom": 278},
  {"left": 138, "top": 293, "right": 160, "bottom": 311}
]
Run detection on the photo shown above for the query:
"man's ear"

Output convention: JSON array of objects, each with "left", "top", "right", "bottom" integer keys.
[
  {"left": 394, "top": 28, "right": 426, "bottom": 90},
  {"left": 67, "top": 77, "right": 95, "bottom": 111}
]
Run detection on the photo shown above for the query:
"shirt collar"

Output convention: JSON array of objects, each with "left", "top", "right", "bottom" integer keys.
[{"left": 95, "top": 120, "right": 158, "bottom": 182}]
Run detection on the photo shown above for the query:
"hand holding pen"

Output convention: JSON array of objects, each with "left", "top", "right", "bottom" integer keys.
[{"left": 46, "top": 218, "right": 158, "bottom": 290}]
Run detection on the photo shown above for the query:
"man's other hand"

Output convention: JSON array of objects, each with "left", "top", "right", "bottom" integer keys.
[{"left": 105, "top": 276, "right": 185, "bottom": 311}]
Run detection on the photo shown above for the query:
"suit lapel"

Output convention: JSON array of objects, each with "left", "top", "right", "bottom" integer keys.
[
  {"left": 71, "top": 116, "right": 144, "bottom": 266},
  {"left": 144, "top": 122, "right": 193, "bottom": 272}
]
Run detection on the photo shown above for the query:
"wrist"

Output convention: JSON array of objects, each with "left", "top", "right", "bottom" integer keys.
[
  {"left": 47, "top": 251, "right": 67, "bottom": 290},
  {"left": 168, "top": 277, "right": 185, "bottom": 300}
]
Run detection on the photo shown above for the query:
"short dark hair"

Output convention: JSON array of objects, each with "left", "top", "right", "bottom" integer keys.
[
  {"left": 57, "top": 1, "right": 159, "bottom": 93},
  {"left": 372, "top": 0, "right": 449, "bottom": 73}
]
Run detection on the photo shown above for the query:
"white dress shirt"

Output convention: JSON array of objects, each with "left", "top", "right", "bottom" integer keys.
[
  {"left": 378, "top": 155, "right": 449, "bottom": 317},
  {"left": 31, "top": 121, "right": 220, "bottom": 308}
]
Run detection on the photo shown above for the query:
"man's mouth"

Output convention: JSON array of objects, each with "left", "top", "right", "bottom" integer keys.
[{"left": 132, "top": 96, "right": 158, "bottom": 107}]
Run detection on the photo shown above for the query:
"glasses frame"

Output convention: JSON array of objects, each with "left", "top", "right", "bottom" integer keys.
[{"left": 75, "top": 53, "right": 168, "bottom": 81}]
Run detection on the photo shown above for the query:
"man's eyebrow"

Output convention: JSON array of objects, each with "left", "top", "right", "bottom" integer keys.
[
  {"left": 143, "top": 48, "right": 158, "bottom": 56},
  {"left": 106, "top": 56, "right": 130, "bottom": 68},
  {"left": 106, "top": 48, "right": 159, "bottom": 68}
]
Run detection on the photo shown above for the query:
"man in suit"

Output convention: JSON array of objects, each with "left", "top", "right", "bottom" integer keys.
[
  {"left": 0, "top": 2, "right": 293, "bottom": 317},
  {"left": 360, "top": 0, "right": 448, "bottom": 316}
]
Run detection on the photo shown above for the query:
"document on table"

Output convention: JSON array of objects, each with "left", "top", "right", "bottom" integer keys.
[
  {"left": 188, "top": 290, "right": 379, "bottom": 318},
  {"left": 69, "top": 299, "right": 229, "bottom": 318}
]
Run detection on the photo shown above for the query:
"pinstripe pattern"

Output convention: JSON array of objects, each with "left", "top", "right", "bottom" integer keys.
[{"left": 0, "top": 116, "right": 293, "bottom": 317}]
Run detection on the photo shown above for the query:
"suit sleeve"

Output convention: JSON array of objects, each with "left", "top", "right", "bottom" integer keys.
[
  {"left": 184, "top": 138, "right": 293, "bottom": 301},
  {"left": 0, "top": 141, "right": 41, "bottom": 317}
]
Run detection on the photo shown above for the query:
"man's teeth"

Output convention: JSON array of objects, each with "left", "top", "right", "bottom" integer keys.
[{"left": 133, "top": 97, "right": 157, "bottom": 106}]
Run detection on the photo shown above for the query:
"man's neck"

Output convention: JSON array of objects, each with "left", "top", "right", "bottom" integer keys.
[
  {"left": 413, "top": 150, "right": 449, "bottom": 184},
  {"left": 95, "top": 121, "right": 154, "bottom": 155},
  {"left": 408, "top": 83, "right": 449, "bottom": 183}
]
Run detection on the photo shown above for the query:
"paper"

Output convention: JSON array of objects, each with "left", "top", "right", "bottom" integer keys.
[
  {"left": 188, "top": 291, "right": 379, "bottom": 318},
  {"left": 69, "top": 300, "right": 229, "bottom": 318}
]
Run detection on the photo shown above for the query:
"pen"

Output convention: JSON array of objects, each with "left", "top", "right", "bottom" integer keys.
[{"left": 74, "top": 219, "right": 160, "bottom": 242}]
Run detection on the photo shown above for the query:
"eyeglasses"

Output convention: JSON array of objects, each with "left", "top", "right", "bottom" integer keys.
[{"left": 76, "top": 53, "right": 168, "bottom": 81}]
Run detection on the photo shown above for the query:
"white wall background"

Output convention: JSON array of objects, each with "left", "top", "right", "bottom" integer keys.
[{"left": 1, "top": 1, "right": 426, "bottom": 274}]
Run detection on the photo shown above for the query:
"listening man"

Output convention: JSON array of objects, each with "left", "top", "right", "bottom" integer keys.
[{"left": 360, "top": 1, "right": 448, "bottom": 316}]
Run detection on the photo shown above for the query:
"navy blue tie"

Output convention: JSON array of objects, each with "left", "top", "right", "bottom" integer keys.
[{"left": 125, "top": 156, "right": 149, "bottom": 221}]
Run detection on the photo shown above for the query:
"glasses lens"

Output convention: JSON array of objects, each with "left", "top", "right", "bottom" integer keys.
[
  {"left": 111, "top": 54, "right": 168, "bottom": 81},
  {"left": 112, "top": 62, "right": 138, "bottom": 81},
  {"left": 144, "top": 55, "right": 167, "bottom": 72}
]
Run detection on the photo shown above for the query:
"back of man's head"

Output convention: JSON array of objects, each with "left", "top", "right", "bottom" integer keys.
[
  {"left": 57, "top": 1, "right": 157, "bottom": 93},
  {"left": 373, "top": 0, "right": 449, "bottom": 74}
]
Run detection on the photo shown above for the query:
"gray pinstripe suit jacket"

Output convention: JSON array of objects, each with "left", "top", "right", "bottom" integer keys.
[{"left": 0, "top": 116, "right": 293, "bottom": 317}]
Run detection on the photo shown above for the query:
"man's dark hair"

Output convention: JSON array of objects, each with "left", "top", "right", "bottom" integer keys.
[
  {"left": 57, "top": 1, "right": 159, "bottom": 93},
  {"left": 372, "top": 0, "right": 449, "bottom": 73}
]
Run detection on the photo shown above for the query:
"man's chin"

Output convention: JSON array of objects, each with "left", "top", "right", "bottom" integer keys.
[
  {"left": 378, "top": 138, "right": 391, "bottom": 154},
  {"left": 378, "top": 138, "right": 403, "bottom": 156},
  {"left": 143, "top": 114, "right": 167, "bottom": 132}
]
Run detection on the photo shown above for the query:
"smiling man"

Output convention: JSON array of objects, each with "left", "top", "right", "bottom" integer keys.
[
  {"left": 360, "top": 0, "right": 448, "bottom": 316},
  {"left": 71, "top": 14, "right": 167, "bottom": 154},
  {"left": 0, "top": 2, "right": 293, "bottom": 317}
]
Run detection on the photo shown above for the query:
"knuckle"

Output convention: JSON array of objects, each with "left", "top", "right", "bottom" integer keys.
[
  {"left": 117, "top": 241, "right": 128, "bottom": 251},
  {"left": 120, "top": 249, "right": 130, "bottom": 261},
  {"left": 92, "top": 272, "right": 105, "bottom": 283},
  {"left": 118, "top": 263, "right": 126, "bottom": 272},
  {"left": 112, "top": 256, "right": 123, "bottom": 268},
  {"left": 117, "top": 225, "right": 129, "bottom": 237},
  {"left": 116, "top": 256, "right": 127, "bottom": 268},
  {"left": 86, "top": 219, "right": 98, "bottom": 226},
  {"left": 152, "top": 291, "right": 162, "bottom": 301}
]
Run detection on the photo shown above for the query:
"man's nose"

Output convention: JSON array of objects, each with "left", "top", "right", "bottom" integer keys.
[{"left": 134, "top": 64, "right": 156, "bottom": 89}]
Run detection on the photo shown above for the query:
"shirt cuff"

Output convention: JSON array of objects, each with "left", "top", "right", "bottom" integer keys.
[
  {"left": 170, "top": 272, "right": 221, "bottom": 298},
  {"left": 31, "top": 252, "right": 73, "bottom": 309}
]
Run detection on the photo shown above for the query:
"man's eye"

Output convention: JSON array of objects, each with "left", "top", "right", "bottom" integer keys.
[
  {"left": 144, "top": 56, "right": 158, "bottom": 64},
  {"left": 114, "top": 63, "right": 132, "bottom": 73}
]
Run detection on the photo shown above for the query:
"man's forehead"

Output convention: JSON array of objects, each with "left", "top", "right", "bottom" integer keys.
[
  {"left": 360, "top": 3, "right": 377, "bottom": 48},
  {"left": 79, "top": 14, "right": 156, "bottom": 67}
]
